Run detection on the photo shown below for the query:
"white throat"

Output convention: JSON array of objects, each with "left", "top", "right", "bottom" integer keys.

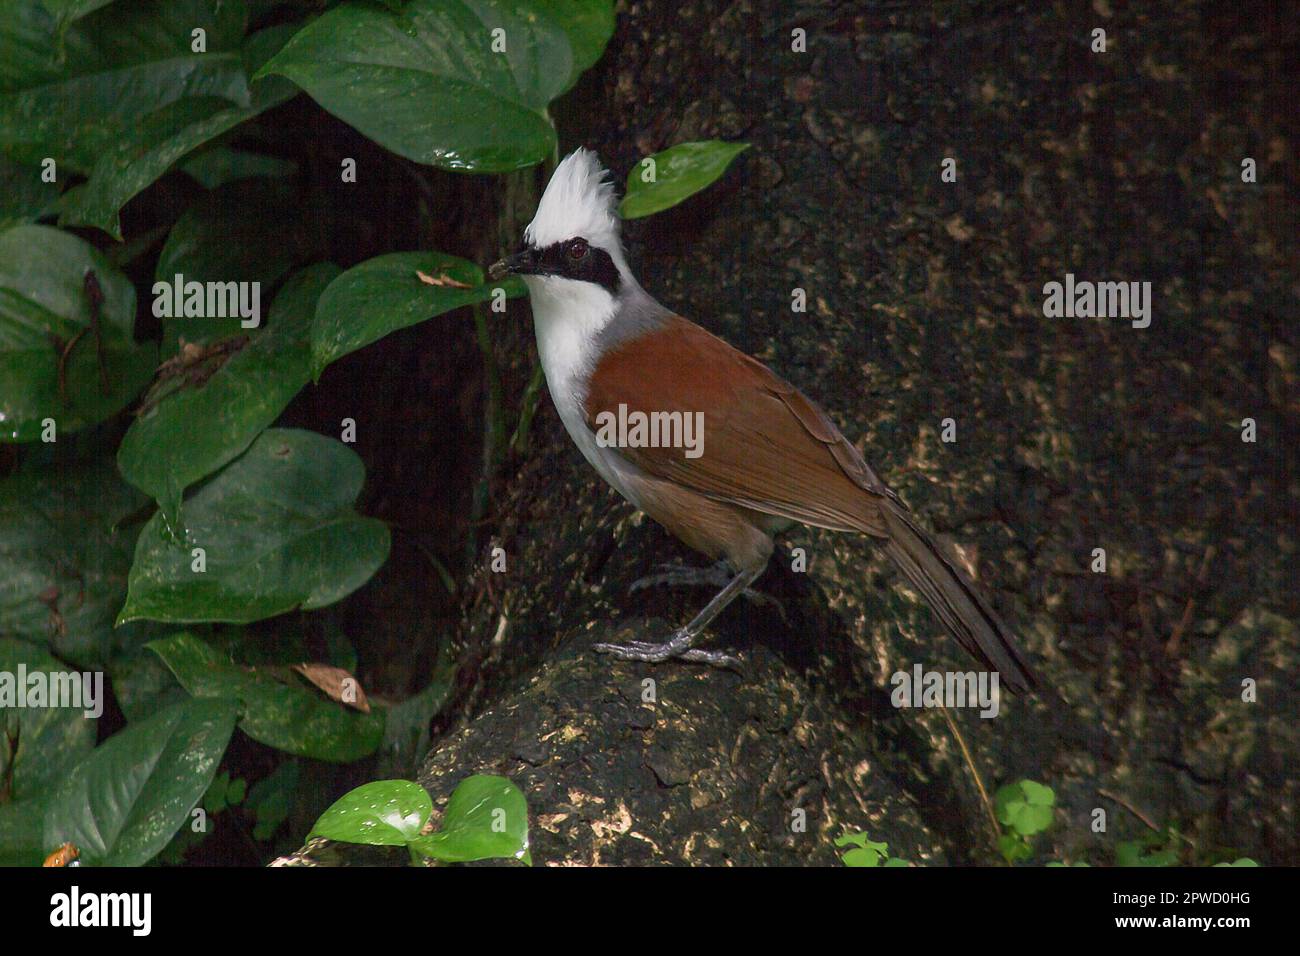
[
  {"left": 525, "top": 273, "right": 646, "bottom": 501},
  {"left": 525, "top": 274, "right": 615, "bottom": 399}
]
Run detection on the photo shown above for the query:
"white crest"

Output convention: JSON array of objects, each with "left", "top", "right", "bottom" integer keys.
[{"left": 525, "top": 148, "right": 624, "bottom": 264}]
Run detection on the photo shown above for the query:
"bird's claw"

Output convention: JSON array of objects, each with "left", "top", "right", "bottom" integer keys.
[{"left": 593, "top": 632, "right": 743, "bottom": 671}]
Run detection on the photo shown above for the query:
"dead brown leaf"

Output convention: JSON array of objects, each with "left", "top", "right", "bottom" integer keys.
[
  {"left": 292, "top": 662, "right": 371, "bottom": 713},
  {"left": 43, "top": 843, "right": 79, "bottom": 867},
  {"left": 415, "top": 270, "right": 473, "bottom": 289}
]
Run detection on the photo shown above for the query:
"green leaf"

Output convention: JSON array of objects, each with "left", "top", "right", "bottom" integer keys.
[
  {"left": 994, "top": 779, "right": 1056, "bottom": 837},
  {"left": 0, "top": 639, "right": 97, "bottom": 801},
  {"left": 619, "top": 141, "right": 750, "bottom": 219},
  {"left": 0, "top": 155, "right": 60, "bottom": 229},
  {"left": 147, "top": 632, "right": 383, "bottom": 762},
  {"left": 550, "top": 0, "right": 616, "bottom": 78},
  {"left": 59, "top": 23, "right": 300, "bottom": 238},
  {"left": 107, "top": 649, "right": 186, "bottom": 722},
  {"left": 1019, "top": 780, "right": 1055, "bottom": 806},
  {"left": 246, "top": 759, "right": 298, "bottom": 841},
  {"left": 997, "top": 833, "right": 1032, "bottom": 863},
  {"left": 39, "top": 1, "right": 122, "bottom": 27},
  {"left": 119, "top": 264, "right": 339, "bottom": 532},
  {"left": 60, "top": 95, "right": 282, "bottom": 239},
  {"left": 0, "top": 0, "right": 251, "bottom": 173},
  {"left": 835, "top": 830, "right": 880, "bottom": 849},
  {"left": 310, "top": 251, "right": 518, "bottom": 375},
  {"left": 257, "top": 0, "right": 615, "bottom": 171},
  {"left": 1214, "top": 858, "right": 1258, "bottom": 867},
  {"left": 204, "top": 770, "right": 231, "bottom": 814},
  {"left": 0, "top": 458, "right": 147, "bottom": 666},
  {"left": 0, "top": 225, "right": 157, "bottom": 442},
  {"left": 119, "top": 428, "right": 391, "bottom": 625},
  {"left": 0, "top": 797, "right": 49, "bottom": 867},
  {"left": 837, "top": 831, "right": 889, "bottom": 866},
  {"left": 411, "top": 774, "right": 529, "bottom": 863},
  {"left": 155, "top": 178, "right": 317, "bottom": 354},
  {"left": 42, "top": 697, "right": 238, "bottom": 866},
  {"left": 180, "top": 147, "right": 297, "bottom": 190},
  {"left": 842, "top": 846, "right": 883, "bottom": 867},
  {"left": 311, "top": 780, "right": 432, "bottom": 846}
]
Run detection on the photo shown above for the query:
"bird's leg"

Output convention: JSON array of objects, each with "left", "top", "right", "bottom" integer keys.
[
  {"left": 594, "top": 564, "right": 764, "bottom": 669},
  {"left": 628, "top": 560, "right": 733, "bottom": 592},
  {"left": 627, "top": 560, "right": 784, "bottom": 618}
]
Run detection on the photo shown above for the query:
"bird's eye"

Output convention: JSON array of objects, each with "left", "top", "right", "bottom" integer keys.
[{"left": 566, "top": 238, "right": 589, "bottom": 260}]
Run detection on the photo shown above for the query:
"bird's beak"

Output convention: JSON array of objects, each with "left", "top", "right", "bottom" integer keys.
[{"left": 488, "top": 248, "right": 537, "bottom": 281}]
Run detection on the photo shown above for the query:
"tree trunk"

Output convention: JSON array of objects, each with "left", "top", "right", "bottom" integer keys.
[{"left": 286, "top": 0, "right": 1298, "bottom": 866}]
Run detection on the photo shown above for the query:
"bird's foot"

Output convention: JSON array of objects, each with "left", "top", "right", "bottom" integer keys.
[
  {"left": 629, "top": 562, "right": 785, "bottom": 620},
  {"left": 593, "top": 628, "right": 743, "bottom": 671}
]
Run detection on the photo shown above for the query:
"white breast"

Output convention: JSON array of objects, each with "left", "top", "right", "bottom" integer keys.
[{"left": 525, "top": 275, "right": 646, "bottom": 507}]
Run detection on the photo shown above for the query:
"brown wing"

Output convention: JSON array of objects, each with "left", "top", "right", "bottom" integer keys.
[
  {"left": 583, "top": 315, "right": 891, "bottom": 536},
  {"left": 585, "top": 315, "right": 1039, "bottom": 693}
]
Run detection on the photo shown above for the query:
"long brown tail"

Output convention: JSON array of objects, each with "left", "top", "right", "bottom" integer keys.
[{"left": 879, "top": 503, "right": 1038, "bottom": 694}]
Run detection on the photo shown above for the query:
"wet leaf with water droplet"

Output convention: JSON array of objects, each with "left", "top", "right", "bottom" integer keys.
[
  {"left": 411, "top": 774, "right": 529, "bottom": 864},
  {"left": 311, "top": 780, "right": 432, "bottom": 846}
]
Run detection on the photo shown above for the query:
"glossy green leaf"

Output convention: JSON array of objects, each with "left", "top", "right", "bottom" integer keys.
[
  {"left": 155, "top": 178, "right": 317, "bottom": 354},
  {"left": 0, "top": 0, "right": 251, "bottom": 173},
  {"left": 0, "top": 639, "right": 97, "bottom": 801},
  {"left": 148, "top": 632, "right": 383, "bottom": 762},
  {"left": 42, "top": 697, "right": 238, "bottom": 866},
  {"left": 59, "top": 24, "right": 299, "bottom": 238},
  {"left": 257, "top": 0, "right": 615, "bottom": 171},
  {"left": 180, "top": 147, "right": 297, "bottom": 190},
  {"left": 119, "top": 264, "right": 339, "bottom": 532},
  {"left": 311, "top": 251, "right": 521, "bottom": 375},
  {"left": 107, "top": 648, "right": 187, "bottom": 723},
  {"left": 411, "top": 774, "right": 529, "bottom": 863},
  {"left": 60, "top": 97, "right": 262, "bottom": 239},
  {"left": 0, "top": 225, "right": 157, "bottom": 442},
  {"left": 0, "top": 458, "right": 147, "bottom": 666},
  {"left": 550, "top": 0, "right": 616, "bottom": 78},
  {"left": 311, "top": 780, "right": 432, "bottom": 845},
  {"left": 619, "top": 140, "right": 750, "bottom": 219},
  {"left": 119, "top": 428, "right": 390, "bottom": 625}
]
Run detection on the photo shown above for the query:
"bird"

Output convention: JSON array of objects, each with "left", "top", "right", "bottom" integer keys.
[{"left": 489, "top": 148, "right": 1038, "bottom": 693}]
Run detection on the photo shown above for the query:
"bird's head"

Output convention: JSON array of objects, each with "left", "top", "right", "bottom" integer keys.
[{"left": 489, "top": 148, "right": 629, "bottom": 301}]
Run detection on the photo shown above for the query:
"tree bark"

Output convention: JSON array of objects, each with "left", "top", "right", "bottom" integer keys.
[{"left": 285, "top": 0, "right": 1298, "bottom": 866}]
